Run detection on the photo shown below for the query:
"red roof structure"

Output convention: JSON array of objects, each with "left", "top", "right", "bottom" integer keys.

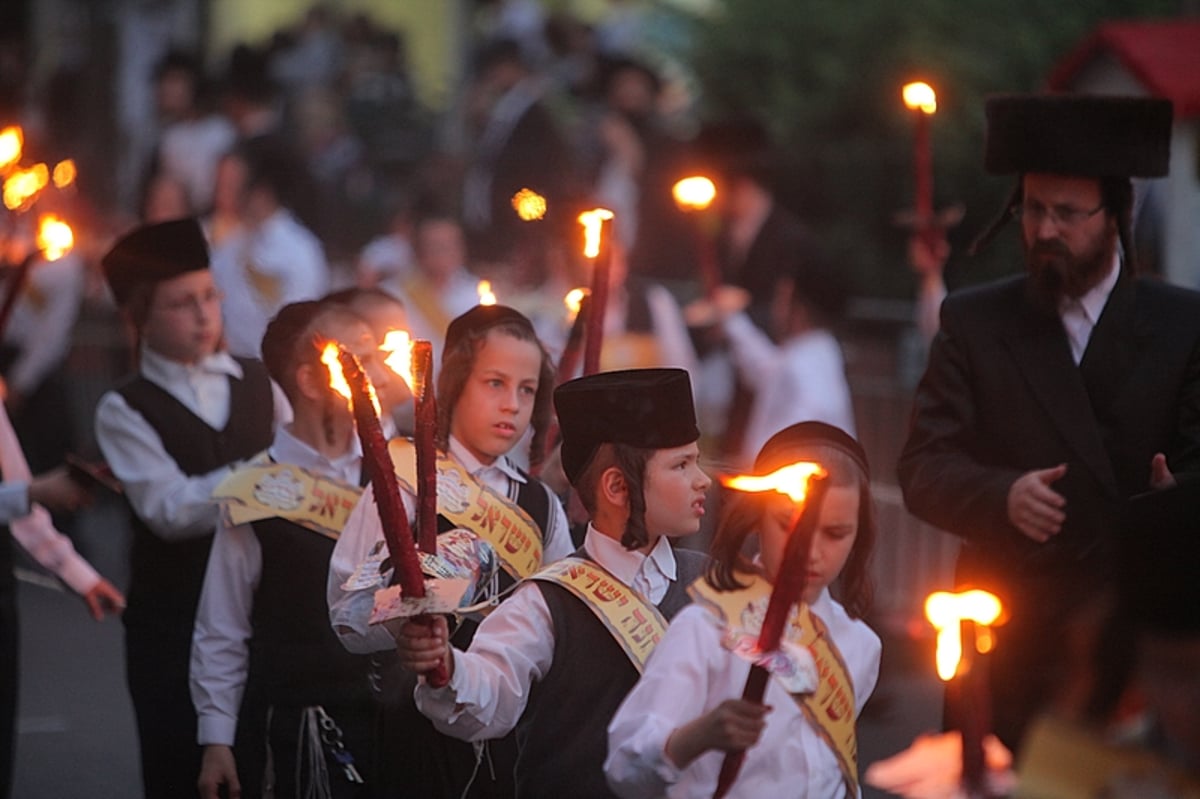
[{"left": 1047, "top": 19, "right": 1200, "bottom": 118}]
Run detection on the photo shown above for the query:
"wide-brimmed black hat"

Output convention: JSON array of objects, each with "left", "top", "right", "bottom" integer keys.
[
  {"left": 984, "top": 93, "right": 1173, "bottom": 178},
  {"left": 1119, "top": 483, "right": 1200, "bottom": 636},
  {"left": 554, "top": 368, "right": 699, "bottom": 484},
  {"left": 101, "top": 217, "right": 209, "bottom": 307}
]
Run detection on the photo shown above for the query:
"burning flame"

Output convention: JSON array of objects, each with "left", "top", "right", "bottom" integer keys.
[
  {"left": 477, "top": 279, "right": 497, "bottom": 306},
  {"left": 3, "top": 163, "right": 49, "bottom": 211},
  {"left": 903, "top": 82, "right": 937, "bottom": 115},
  {"left": 52, "top": 159, "right": 77, "bottom": 189},
  {"left": 0, "top": 126, "right": 22, "bottom": 173},
  {"left": 578, "top": 208, "right": 614, "bottom": 259},
  {"left": 380, "top": 329, "right": 415, "bottom": 391},
  {"left": 512, "top": 188, "right": 547, "bottom": 221},
  {"left": 925, "top": 590, "right": 1003, "bottom": 681},
  {"left": 721, "top": 461, "right": 826, "bottom": 504},
  {"left": 36, "top": 214, "right": 74, "bottom": 261},
  {"left": 564, "top": 287, "right": 587, "bottom": 319},
  {"left": 672, "top": 176, "right": 717, "bottom": 211},
  {"left": 321, "top": 341, "right": 381, "bottom": 417}
]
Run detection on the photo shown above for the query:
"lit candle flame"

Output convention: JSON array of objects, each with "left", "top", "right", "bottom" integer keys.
[
  {"left": 321, "top": 341, "right": 381, "bottom": 416},
  {"left": 512, "top": 188, "right": 547, "bottom": 221},
  {"left": 903, "top": 81, "right": 937, "bottom": 115},
  {"left": 0, "top": 126, "right": 22, "bottom": 173},
  {"left": 477, "top": 279, "right": 497, "bottom": 306},
  {"left": 3, "top": 163, "right": 49, "bottom": 211},
  {"left": 721, "top": 461, "right": 826, "bottom": 504},
  {"left": 672, "top": 176, "right": 717, "bottom": 211},
  {"left": 924, "top": 590, "right": 1003, "bottom": 681},
  {"left": 380, "top": 329, "right": 415, "bottom": 391},
  {"left": 36, "top": 214, "right": 74, "bottom": 261},
  {"left": 578, "top": 208, "right": 614, "bottom": 258},
  {"left": 564, "top": 287, "right": 587, "bottom": 318},
  {"left": 52, "top": 159, "right": 77, "bottom": 189}
]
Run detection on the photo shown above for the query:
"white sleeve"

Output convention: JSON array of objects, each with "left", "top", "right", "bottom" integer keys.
[
  {"left": 10, "top": 505, "right": 101, "bottom": 594},
  {"left": 722, "top": 312, "right": 782, "bottom": 391},
  {"left": 646, "top": 283, "right": 699, "bottom": 375},
  {"left": 190, "top": 520, "right": 261, "bottom": 746},
  {"left": 6, "top": 255, "right": 84, "bottom": 395},
  {"left": 539, "top": 483, "right": 574, "bottom": 564},
  {"left": 414, "top": 581, "right": 555, "bottom": 741},
  {"left": 0, "top": 482, "right": 28, "bottom": 522},
  {"left": 605, "top": 608, "right": 719, "bottom": 798},
  {"left": 95, "top": 390, "right": 230, "bottom": 541},
  {"left": 327, "top": 483, "right": 417, "bottom": 654}
]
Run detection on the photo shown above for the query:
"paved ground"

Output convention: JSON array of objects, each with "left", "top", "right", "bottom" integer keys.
[{"left": 10, "top": 497, "right": 942, "bottom": 798}]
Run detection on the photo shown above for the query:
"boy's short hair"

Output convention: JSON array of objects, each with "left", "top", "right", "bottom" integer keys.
[
  {"left": 261, "top": 301, "right": 365, "bottom": 402},
  {"left": 101, "top": 217, "right": 209, "bottom": 308}
]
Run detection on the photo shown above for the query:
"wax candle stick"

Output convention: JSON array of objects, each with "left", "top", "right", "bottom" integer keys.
[
  {"left": 412, "top": 339, "right": 438, "bottom": 555},
  {"left": 579, "top": 209, "right": 613, "bottom": 376}
]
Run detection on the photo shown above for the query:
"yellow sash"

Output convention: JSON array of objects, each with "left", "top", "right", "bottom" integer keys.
[
  {"left": 690, "top": 574, "right": 859, "bottom": 797},
  {"left": 530, "top": 557, "right": 668, "bottom": 673},
  {"left": 400, "top": 274, "right": 453, "bottom": 338},
  {"left": 388, "top": 439, "right": 544, "bottom": 579},
  {"left": 212, "top": 453, "right": 363, "bottom": 540}
]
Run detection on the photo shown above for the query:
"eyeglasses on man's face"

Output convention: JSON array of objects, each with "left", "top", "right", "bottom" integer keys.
[{"left": 1012, "top": 200, "right": 1105, "bottom": 228}]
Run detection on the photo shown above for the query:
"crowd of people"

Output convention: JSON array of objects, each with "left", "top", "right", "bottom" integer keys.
[{"left": 1, "top": 4, "right": 1199, "bottom": 799}]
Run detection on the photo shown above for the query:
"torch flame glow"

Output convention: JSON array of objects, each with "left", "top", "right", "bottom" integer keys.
[
  {"left": 564, "top": 287, "right": 587, "bottom": 318},
  {"left": 36, "top": 214, "right": 74, "bottom": 261},
  {"left": 52, "top": 159, "right": 77, "bottom": 189},
  {"left": 578, "top": 208, "right": 614, "bottom": 258},
  {"left": 903, "top": 82, "right": 938, "bottom": 115},
  {"left": 721, "top": 461, "right": 826, "bottom": 504},
  {"left": 321, "top": 341, "right": 381, "bottom": 416},
  {"left": 3, "top": 163, "right": 49, "bottom": 211},
  {"left": 477, "top": 280, "right": 497, "bottom": 306},
  {"left": 381, "top": 329, "right": 415, "bottom": 391},
  {"left": 0, "top": 126, "right": 22, "bottom": 173},
  {"left": 924, "top": 590, "right": 1003, "bottom": 680},
  {"left": 672, "top": 176, "right": 717, "bottom": 211},
  {"left": 512, "top": 188, "right": 547, "bottom": 221}
]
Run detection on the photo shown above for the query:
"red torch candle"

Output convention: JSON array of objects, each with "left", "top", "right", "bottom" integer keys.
[
  {"left": 556, "top": 289, "right": 589, "bottom": 386},
  {"left": 411, "top": 339, "right": 438, "bottom": 555},
  {"left": 672, "top": 176, "right": 721, "bottom": 297},
  {"left": 903, "top": 82, "right": 938, "bottom": 248},
  {"left": 332, "top": 343, "right": 448, "bottom": 687},
  {"left": 579, "top": 208, "right": 614, "bottom": 376}
]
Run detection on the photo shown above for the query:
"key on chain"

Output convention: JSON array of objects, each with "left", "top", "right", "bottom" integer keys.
[{"left": 331, "top": 747, "right": 363, "bottom": 784}]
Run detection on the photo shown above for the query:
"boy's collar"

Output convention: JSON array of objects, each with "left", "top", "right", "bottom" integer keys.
[
  {"left": 584, "top": 524, "right": 677, "bottom": 583},
  {"left": 141, "top": 346, "right": 242, "bottom": 380},
  {"left": 447, "top": 436, "right": 526, "bottom": 483}
]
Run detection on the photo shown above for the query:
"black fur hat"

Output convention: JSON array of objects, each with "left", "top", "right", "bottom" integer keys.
[{"left": 101, "top": 217, "right": 209, "bottom": 307}]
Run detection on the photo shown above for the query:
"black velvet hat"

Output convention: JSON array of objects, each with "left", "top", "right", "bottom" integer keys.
[
  {"left": 101, "top": 217, "right": 209, "bottom": 307},
  {"left": 444, "top": 304, "right": 536, "bottom": 357},
  {"left": 754, "top": 421, "right": 869, "bottom": 480},
  {"left": 984, "top": 94, "right": 1173, "bottom": 178},
  {"left": 554, "top": 368, "right": 700, "bottom": 484},
  {"left": 1119, "top": 483, "right": 1200, "bottom": 635}
]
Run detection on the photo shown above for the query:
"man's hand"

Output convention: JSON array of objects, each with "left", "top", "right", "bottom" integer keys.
[
  {"left": 864, "top": 731, "right": 1015, "bottom": 799},
  {"left": 664, "top": 699, "right": 771, "bottom": 769},
  {"left": 198, "top": 744, "right": 240, "bottom": 799},
  {"left": 30, "top": 467, "right": 94, "bottom": 513},
  {"left": 1149, "top": 452, "right": 1176, "bottom": 490},
  {"left": 391, "top": 615, "right": 453, "bottom": 679},
  {"left": 81, "top": 578, "right": 125, "bottom": 620},
  {"left": 1006, "top": 464, "right": 1068, "bottom": 542}
]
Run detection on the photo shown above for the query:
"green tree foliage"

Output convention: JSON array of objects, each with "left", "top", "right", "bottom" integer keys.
[{"left": 682, "top": 0, "right": 1180, "bottom": 298}]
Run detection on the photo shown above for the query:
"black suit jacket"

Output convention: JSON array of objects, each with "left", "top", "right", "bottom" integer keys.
[{"left": 898, "top": 270, "right": 1200, "bottom": 589}]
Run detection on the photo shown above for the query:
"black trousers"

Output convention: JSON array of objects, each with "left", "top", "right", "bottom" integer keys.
[{"left": 1, "top": 536, "right": 16, "bottom": 799}]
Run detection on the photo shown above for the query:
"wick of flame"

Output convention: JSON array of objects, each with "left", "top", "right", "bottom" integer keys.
[
  {"left": 720, "top": 461, "right": 826, "bottom": 504},
  {"left": 3, "top": 162, "right": 49, "bottom": 211},
  {"left": 672, "top": 176, "right": 717, "bottom": 211},
  {"left": 578, "top": 208, "right": 614, "bottom": 258},
  {"left": 512, "top": 188, "right": 547, "bottom": 221},
  {"left": 381, "top": 329, "right": 415, "bottom": 391},
  {"left": 903, "top": 82, "right": 937, "bottom": 114},
  {"left": 321, "top": 341, "right": 381, "bottom": 416},
  {"left": 36, "top": 214, "right": 74, "bottom": 261},
  {"left": 52, "top": 159, "right": 77, "bottom": 189},
  {"left": 0, "top": 126, "right": 22, "bottom": 173},
  {"left": 924, "top": 590, "right": 1003, "bottom": 681},
  {"left": 477, "top": 279, "right": 497, "bottom": 306},
  {"left": 564, "top": 287, "right": 587, "bottom": 318}
]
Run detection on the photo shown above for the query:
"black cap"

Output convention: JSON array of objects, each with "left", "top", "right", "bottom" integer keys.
[
  {"left": 101, "top": 217, "right": 209, "bottom": 306},
  {"left": 984, "top": 94, "right": 1173, "bottom": 178},
  {"left": 1119, "top": 483, "right": 1200, "bottom": 636},
  {"left": 554, "top": 368, "right": 700, "bottom": 484},
  {"left": 444, "top": 304, "right": 536, "bottom": 359},
  {"left": 754, "top": 421, "right": 869, "bottom": 479}
]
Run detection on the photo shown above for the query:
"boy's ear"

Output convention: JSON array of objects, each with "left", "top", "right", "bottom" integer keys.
[
  {"left": 294, "top": 362, "right": 328, "bottom": 403},
  {"left": 599, "top": 466, "right": 628, "bottom": 507}
]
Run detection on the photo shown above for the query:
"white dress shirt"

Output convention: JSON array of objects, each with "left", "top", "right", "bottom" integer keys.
[
  {"left": 605, "top": 589, "right": 881, "bottom": 799},
  {"left": 412, "top": 526, "right": 679, "bottom": 743},
  {"left": 2, "top": 251, "right": 85, "bottom": 396},
  {"left": 1059, "top": 254, "right": 1120, "bottom": 365},
  {"left": 94, "top": 347, "right": 291, "bottom": 541},
  {"left": 190, "top": 425, "right": 363, "bottom": 746},
  {"left": 328, "top": 436, "right": 572, "bottom": 654}
]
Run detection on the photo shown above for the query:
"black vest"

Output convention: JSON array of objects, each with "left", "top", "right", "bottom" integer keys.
[
  {"left": 249, "top": 515, "right": 371, "bottom": 707},
  {"left": 117, "top": 358, "right": 274, "bottom": 630},
  {"left": 515, "top": 546, "right": 708, "bottom": 798}
]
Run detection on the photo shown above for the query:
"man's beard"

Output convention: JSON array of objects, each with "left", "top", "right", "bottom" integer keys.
[{"left": 1025, "top": 232, "right": 1113, "bottom": 307}]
